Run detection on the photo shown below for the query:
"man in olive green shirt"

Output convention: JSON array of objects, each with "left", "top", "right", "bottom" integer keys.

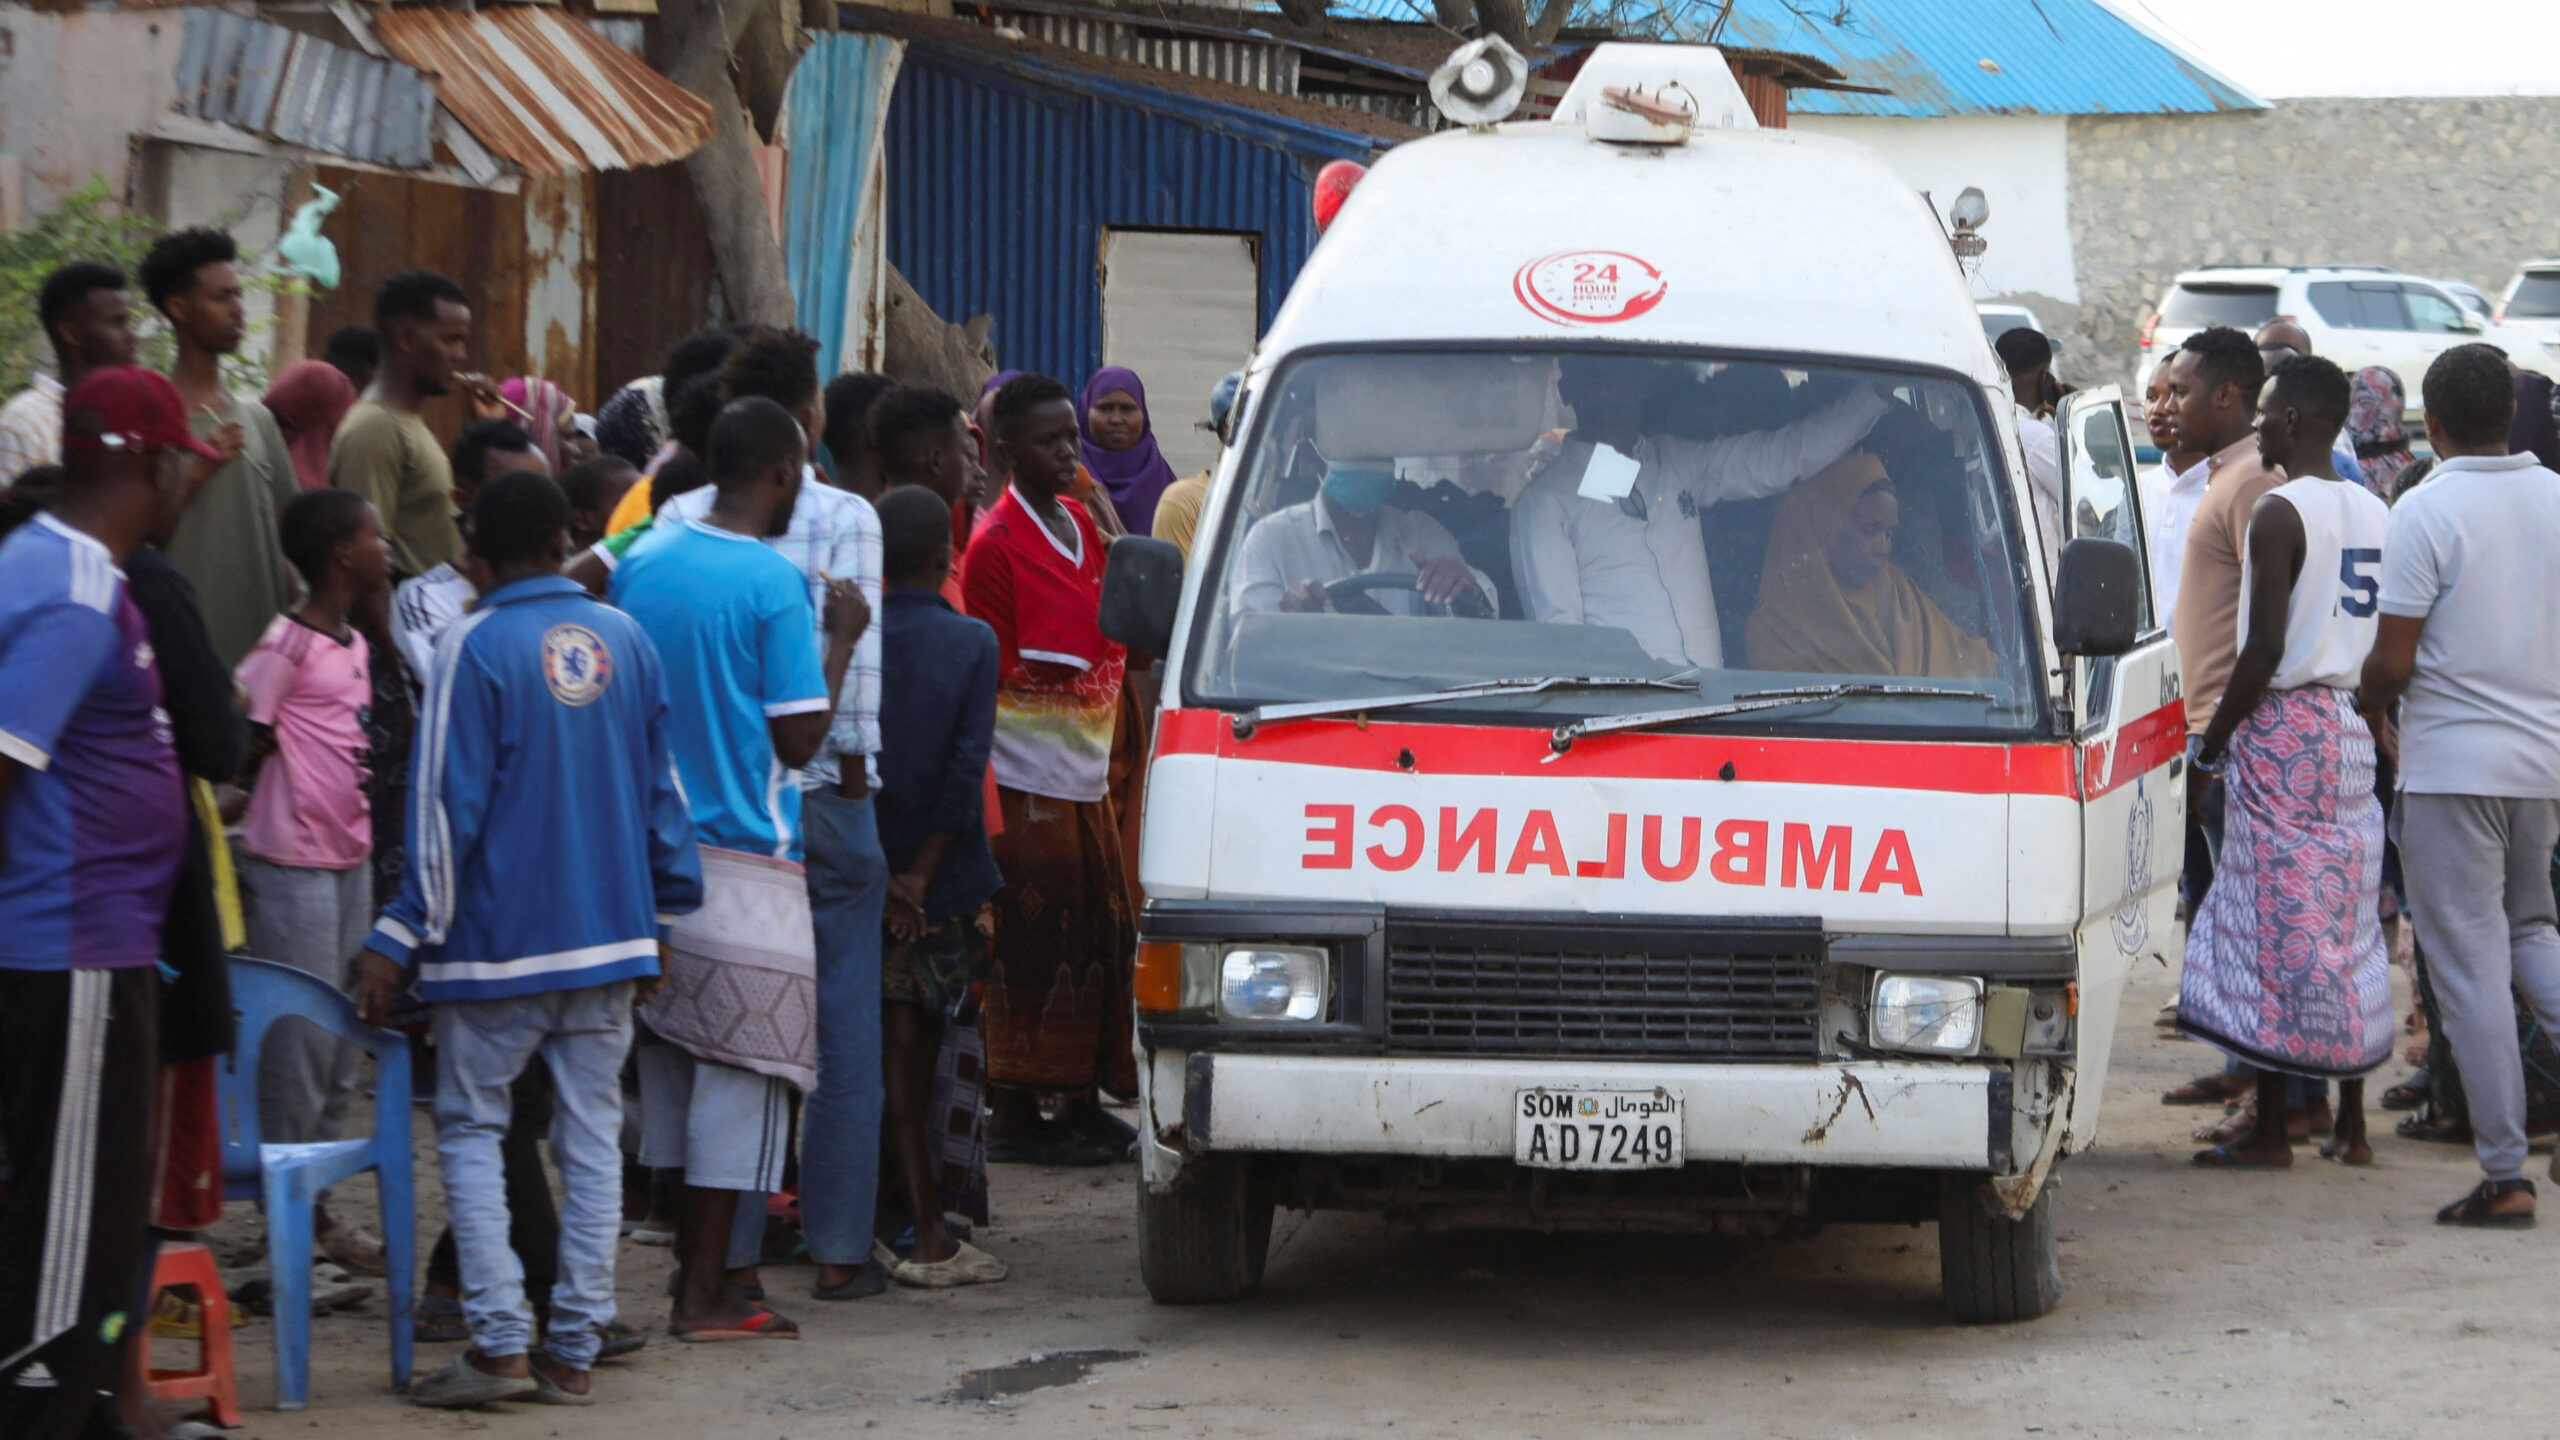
[
  {"left": 140, "top": 228, "right": 299, "bottom": 666},
  {"left": 330, "top": 269, "right": 476, "bottom": 579}
]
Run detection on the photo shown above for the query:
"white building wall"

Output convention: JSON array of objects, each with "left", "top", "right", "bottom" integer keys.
[{"left": 1792, "top": 114, "right": 2079, "bottom": 307}]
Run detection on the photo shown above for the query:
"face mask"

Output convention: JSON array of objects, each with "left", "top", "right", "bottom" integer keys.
[{"left": 1321, "top": 464, "right": 1395, "bottom": 516}]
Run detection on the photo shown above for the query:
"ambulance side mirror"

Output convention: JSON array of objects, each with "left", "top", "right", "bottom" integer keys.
[
  {"left": 1102, "top": 536, "right": 1185, "bottom": 659},
  {"left": 2048, "top": 532, "right": 2150, "bottom": 655},
  {"left": 2051, "top": 537, "right": 2140, "bottom": 657}
]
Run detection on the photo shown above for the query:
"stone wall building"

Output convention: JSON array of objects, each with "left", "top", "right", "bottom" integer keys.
[{"left": 2061, "top": 96, "right": 2560, "bottom": 390}]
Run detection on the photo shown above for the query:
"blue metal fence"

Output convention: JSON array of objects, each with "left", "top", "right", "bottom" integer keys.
[{"left": 881, "top": 38, "right": 1380, "bottom": 388}]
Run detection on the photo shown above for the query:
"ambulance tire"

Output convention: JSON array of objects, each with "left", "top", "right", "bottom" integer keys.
[
  {"left": 1139, "top": 1155, "right": 1273, "bottom": 1304},
  {"left": 1936, "top": 1171, "right": 2061, "bottom": 1324}
]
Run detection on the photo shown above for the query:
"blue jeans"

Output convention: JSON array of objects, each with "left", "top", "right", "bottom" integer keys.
[
  {"left": 432, "top": 983, "right": 635, "bottom": 1369},
  {"left": 793, "top": 788, "right": 889, "bottom": 1268}
]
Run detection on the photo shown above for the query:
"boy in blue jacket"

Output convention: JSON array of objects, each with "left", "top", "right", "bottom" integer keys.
[
  {"left": 871, "top": 484, "right": 1006, "bottom": 1285},
  {"left": 354, "top": 472, "right": 701, "bottom": 1407}
]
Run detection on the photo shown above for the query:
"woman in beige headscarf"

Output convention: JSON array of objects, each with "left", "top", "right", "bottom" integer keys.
[{"left": 1745, "top": 452, "right": 1995, "bottom": 679}]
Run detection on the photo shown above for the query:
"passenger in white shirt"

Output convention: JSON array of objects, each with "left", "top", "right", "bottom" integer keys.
[
  {"left": 2135, "top": 361, "right": 2204, "bottom": 628},
  {"left": 1995, "top": 328, "right": 2064, "bottom": 573},
  {"left": 1507, "top": 358, "right": 1888, "bottom": 669},
  {"left": 1230, "top": 463, "right": 1491, "bottom": 617}
]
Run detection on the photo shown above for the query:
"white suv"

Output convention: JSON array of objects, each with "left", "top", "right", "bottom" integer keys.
[
  {"left": 2490, "top": 259, "right": 2560, "bottom": 379},
  {"left": 2134, "top": 265, "right": 2484, "bottom": 416}
]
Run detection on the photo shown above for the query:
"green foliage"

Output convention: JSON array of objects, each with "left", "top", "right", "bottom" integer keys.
[
  {"left": 0, "top": 177, "right": 167, "bottom": 395},
  {"left": 0, "top": 175, "right": 307, "bottom": 398}
]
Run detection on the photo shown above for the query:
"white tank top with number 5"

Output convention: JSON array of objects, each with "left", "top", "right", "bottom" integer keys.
[{"left": 2243, "top": 475, "right": 2393, "bottom": 692}]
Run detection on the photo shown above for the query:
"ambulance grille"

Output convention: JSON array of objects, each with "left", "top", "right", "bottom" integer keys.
[{"left": 1383, "top": 937, "right": 1823, "bottom": 1060}]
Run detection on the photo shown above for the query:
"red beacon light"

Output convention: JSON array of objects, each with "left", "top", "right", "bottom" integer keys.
[{"left": 1313, "top": 160, "right": 1367, "bottom": 233}]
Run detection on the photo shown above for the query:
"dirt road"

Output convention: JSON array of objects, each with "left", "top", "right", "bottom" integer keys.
[{"left": 224, "top": 957, "right": 2548, "bottom": 1439}]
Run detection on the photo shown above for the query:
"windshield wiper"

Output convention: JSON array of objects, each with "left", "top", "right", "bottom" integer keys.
[
  {"left": 1547, "top": 682, "right": 1999, "bottom": 753},
  {"left": 1231, "top": 674, "right": 1699, "bottom": 740}
]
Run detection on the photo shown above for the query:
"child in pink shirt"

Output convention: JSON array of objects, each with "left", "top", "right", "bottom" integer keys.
[{"left": 235, "top": 487, "right": 391, "bottom": 1273}]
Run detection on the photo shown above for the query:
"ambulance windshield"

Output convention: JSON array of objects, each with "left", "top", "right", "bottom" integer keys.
[{"left": 1184, "top": 348, "right": 2046, "bottom": 734}]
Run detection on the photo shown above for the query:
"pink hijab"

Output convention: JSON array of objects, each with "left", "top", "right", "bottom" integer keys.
[
  {"left": 501, "top": 376, "right": 573, "bottom": 474},
  {"left": 262, "top": 360, "right": 358, "bottom": 491}
]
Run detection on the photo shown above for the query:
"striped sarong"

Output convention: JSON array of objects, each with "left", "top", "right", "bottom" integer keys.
[{"left": 2177, "top": 686, "right": 2393, "bottom": 1077}]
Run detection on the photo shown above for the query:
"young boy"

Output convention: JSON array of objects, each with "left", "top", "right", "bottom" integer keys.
[
  {"left": 236, "top": 487, "right": 393, "bottom": 1274},
  {"left": 872, "top": 486, "right": 1005, "bottom": 1286},
  {"left": 561, "top": 455, "right": 639, "bottom": 552}
]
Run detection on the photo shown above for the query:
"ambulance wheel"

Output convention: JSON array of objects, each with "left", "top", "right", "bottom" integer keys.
[
  {"left": 1936, "top": 1170, "right": 2061, "bottom": 1324},
  {"left": 1139, "top": 1155, "right": 1272, "bottom": 1304}
]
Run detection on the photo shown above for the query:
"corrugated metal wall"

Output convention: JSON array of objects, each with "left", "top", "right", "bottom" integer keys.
[{"left": 882, "top": 40, "right": 1374, "bottom": 387}]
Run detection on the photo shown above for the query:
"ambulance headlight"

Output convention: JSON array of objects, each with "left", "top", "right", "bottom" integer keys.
[
  {"left": 1869, "top": 974, "right": 1984, "bottom": 1056},
  {"left": 1219, "top": 947, "right": 1329, "bottom": 1022}
]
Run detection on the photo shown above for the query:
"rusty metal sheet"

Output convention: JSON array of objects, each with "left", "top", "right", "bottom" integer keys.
[
  {"left": 374, "top": 6, "right": 714, "bottom": 176},
  {"left": 173, "top": 8, "right": 436, "bottom": 168}
]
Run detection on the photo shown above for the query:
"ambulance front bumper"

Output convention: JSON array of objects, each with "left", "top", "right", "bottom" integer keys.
[{"left": 1175, "top": 1053, "right": 2019, "bottom": 1172}]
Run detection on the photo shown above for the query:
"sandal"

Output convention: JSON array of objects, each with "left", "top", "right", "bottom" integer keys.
[
  {"left": 415, "top": 1293, "right": 468, "bottom": 1344},
  {"left": 2436, "top": 1178, "right": 2536, "bottom": 1229},
  {"left": 2161, "top": 1071, "right": 2252, "bottom": 1107},
  {"left": 2397, "top": 1108, "right": 2472, "bottom": 1143},
  {"left": 2191, "top": 1144, "right": 2290, "bottom": 1170},
  {"left": 673, "top": 1303, "right": 800, "bottom": 1342},
  {"left": 596, "top": 1319, "right": 648, "bottom": 1360},
  {"left": 2380, "top": 1071, "right": 2429, "bottom": 1111}
]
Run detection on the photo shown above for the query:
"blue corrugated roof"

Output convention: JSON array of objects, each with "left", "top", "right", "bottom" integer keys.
[
  {"left": 1322, "top": 0, "right": 2264, "bottom": 117},
  {"left": 881, "top": 37, "right": 1379, "bottom": 386}
]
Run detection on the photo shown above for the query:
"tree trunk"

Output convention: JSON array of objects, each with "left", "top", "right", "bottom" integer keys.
[
  {"left": 1474, "top": 0, "right": 1529, "bottom": 48},
  {"left": 1274, "top": 0, "right": 1330, "bottom": 33},
  {"left": 1527, "top": 0, "right": 1576, "bottom": 46},
  {"left": 663, "top": 0, "right": 796, "bottom": 327}
]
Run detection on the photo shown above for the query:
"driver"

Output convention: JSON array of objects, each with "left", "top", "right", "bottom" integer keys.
[
  {"left": 1229, "top": 461, "right": 1493, "bottom": 616},
  {"left": 1509, "top": 358, "right": 1889, "bottom": 669}
]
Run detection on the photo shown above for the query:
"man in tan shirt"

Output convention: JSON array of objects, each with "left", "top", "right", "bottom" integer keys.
[
  {"left": 330, "top": 269, "right": 480, "bottom": 580},
  {"left": 2159, "top": 325, "right": 2285, "bottom": 1120},
  {"left": 2168, "top": 327, "right": 2276, "bottom": 739}
]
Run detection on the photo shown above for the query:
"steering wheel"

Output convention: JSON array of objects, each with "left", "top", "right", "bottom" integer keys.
[{"left": 1323, "top": 572, "right": 1495, "bottom": 620}]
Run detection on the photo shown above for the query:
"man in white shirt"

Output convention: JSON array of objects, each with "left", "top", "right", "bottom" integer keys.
[
  {"left": 1994, "top": 328, "right": 2064, "bottom": 572},
  {"left": 1230, "top": 462, "right": 1491, "bottom": 616},
  {"left": 2358, "top": 343, "right": 2560, "bottom": 1229},
  {"left": 0, "top": 263, "right": 138, "bottom": 483},
  {"left": 1507, "top": 358, "right": 1888, "bottom": 669},
  {"left": 2136, "top": 361, "right": 2205, "bottom": 628}
]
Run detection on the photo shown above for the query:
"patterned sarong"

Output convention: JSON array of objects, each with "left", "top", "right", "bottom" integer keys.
[
  {"left": 2177, "top": 687, "right": 2393, "bottom": 1077},
  {"left": 640, "top": 846, "right": 820, "bottom": 1093}
]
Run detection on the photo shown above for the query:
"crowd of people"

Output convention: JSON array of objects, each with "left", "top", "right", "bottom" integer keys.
[
  {"left": 0, "top": 232, "right": 1231, "bottom": 1433},
  {"left": 8, "top": 220, "right": 2560, "bottom": 1437},
  {"left": 2019, "top": 319, "right": 2560, "bottom": 1226}
]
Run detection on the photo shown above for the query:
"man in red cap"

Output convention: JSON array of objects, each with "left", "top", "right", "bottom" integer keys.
[{"left": 0, "top": 366, "right": 219, "bottom": 1439}]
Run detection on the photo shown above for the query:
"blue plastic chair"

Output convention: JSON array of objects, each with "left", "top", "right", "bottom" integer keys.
[{"left": 216, "top": 956, "right": 415, "bottom": 1409}]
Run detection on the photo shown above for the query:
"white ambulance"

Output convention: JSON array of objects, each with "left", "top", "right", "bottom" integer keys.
[{"left": 1100, "top": 42, "right": 2179, "bottom": 1323}]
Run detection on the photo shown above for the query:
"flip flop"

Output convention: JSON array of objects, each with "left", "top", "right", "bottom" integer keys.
[
  {"left": 527, "top": 1365, "right": 597, "bottom": 1406},
  {"left": 596, "top": 1319, "right": 649, "bottom": 1360},
  {"left": 811, "top": 1259, "right": 888, "bottom": 1301},
  {"left": 2191, "top": 1144, "right": 2290, "bottom": 1170},
  {"left": 674, "top": 1304, "right": 800, "bottom": 1342},
  {"left": 410, "top": 1351, "right": 539, "bottom": 1408}
]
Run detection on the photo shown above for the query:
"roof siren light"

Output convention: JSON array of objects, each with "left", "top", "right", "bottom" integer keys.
[
  {"left": 1948, "top": 187, "right": 1990, "bottom": 261},
  {"left": 1430, "top": 35, "right": 1529, "bottom": 129},
  {"left": 1312, "top": 159, "right": 1367, "bottom": 232}
]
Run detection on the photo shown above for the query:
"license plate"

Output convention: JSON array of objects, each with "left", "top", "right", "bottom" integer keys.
[{"left": 1514, "top": 1088, "right": 1683, "bottom": 1170}]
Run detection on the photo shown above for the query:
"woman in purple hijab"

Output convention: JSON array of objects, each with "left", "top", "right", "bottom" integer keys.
[{"left": 1079, "top": 366, "right": 1179, "bottom": 536}]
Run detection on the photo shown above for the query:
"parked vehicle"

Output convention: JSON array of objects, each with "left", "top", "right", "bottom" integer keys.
[
  {"left": 1978, "top": 303, "right": 2059, "bottom": 383},
  {"left": 2491, "top": 259, "right": 2560, "bottom": 379},
  {"left": 2134, "top": 265, "right": 2481, "bottom": 414},
  {"left": 1101, "top": 42, "right": 2175, "bottom": 1325}
]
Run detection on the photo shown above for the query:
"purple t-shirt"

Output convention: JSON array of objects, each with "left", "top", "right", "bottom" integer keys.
[{"left": 0, "top": 513, "right": 186, "bottom": 970}]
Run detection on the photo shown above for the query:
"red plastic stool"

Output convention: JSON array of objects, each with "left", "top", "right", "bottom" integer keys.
[{"left": 140, "top": 1241, "right": 243, "bottom": 1427}]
